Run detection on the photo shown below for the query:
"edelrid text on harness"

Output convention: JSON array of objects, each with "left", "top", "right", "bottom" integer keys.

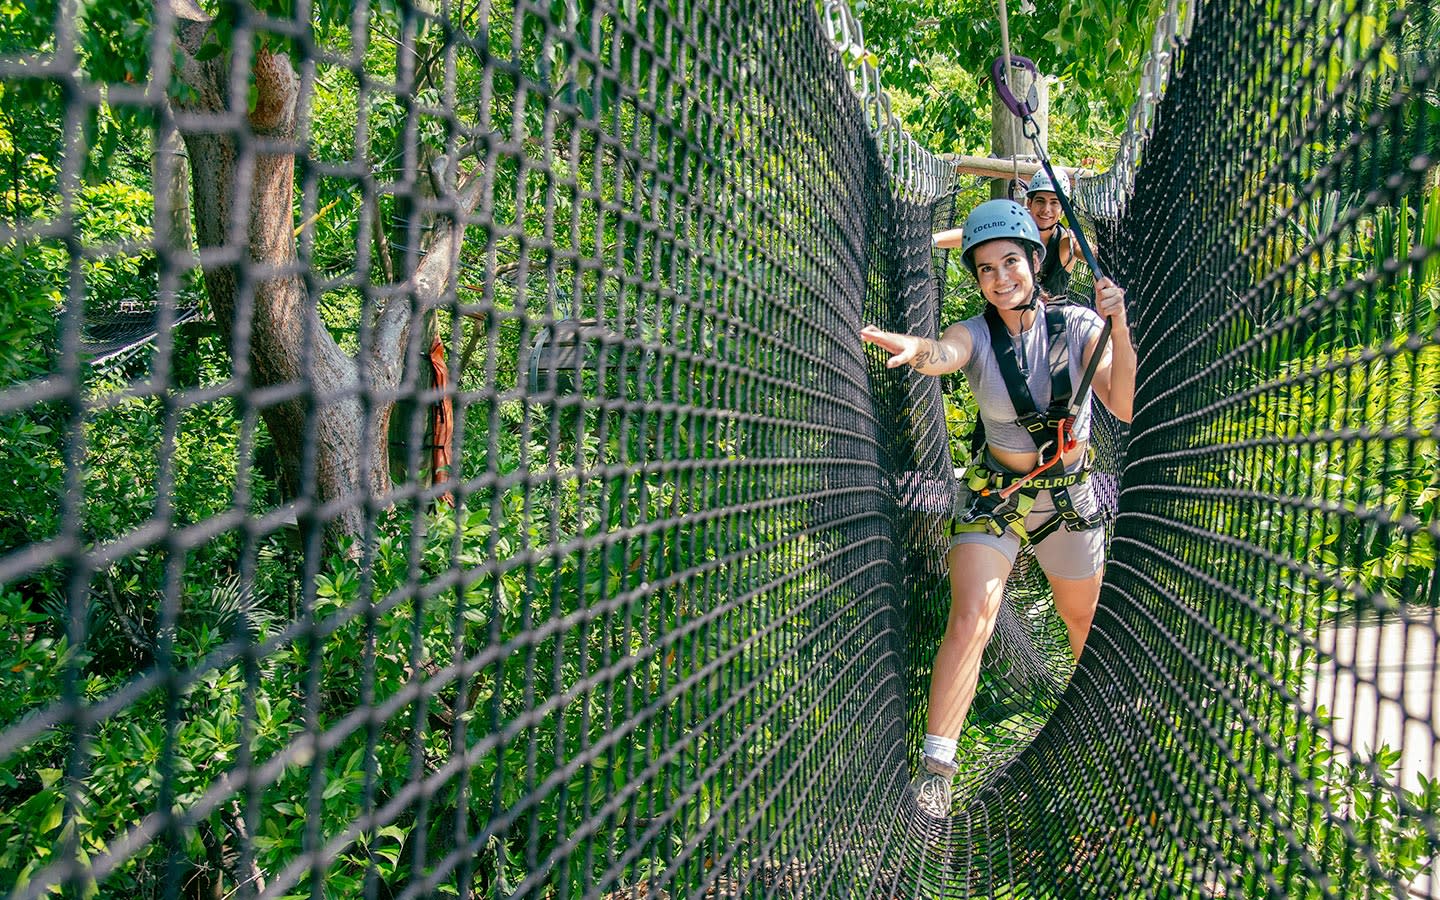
[{"left": 952, "top": 304, "right": 1103, "bottom": 544}]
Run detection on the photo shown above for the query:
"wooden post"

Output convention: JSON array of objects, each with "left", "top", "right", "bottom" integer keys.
[
  {"left": 990, "top": 61, "right": 1047, "bottom": 199},
  {"left": 153, "top": 127, "right": 194, "bottom": 258}
]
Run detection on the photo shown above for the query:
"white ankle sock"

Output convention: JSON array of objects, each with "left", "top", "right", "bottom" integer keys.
[{"left": 923, "top": 734, "right": 957, "bottom": 763}]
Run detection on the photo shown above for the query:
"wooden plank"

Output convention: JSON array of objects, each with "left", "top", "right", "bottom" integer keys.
[{"left": 939, "top": 154, "right": 1089, "bottom": 183}]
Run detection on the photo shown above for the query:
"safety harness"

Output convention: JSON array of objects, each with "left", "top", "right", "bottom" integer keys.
[
  {"left": 948, "top": 48, "right": 1119, "bottom": 545},
  {"left": 951, "top": 304, "right": 1103, "bottom": 544}
]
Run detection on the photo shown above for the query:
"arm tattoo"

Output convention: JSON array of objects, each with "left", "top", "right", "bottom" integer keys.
[{"left": 909, "top": 339, "right": 955, "bottom": 372}]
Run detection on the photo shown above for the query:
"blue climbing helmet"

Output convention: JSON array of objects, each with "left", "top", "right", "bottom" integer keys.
[
  {"left": 1026, "top": 168, "right": 1073, "bottom": 199},
  {"left": 958, "top": 199, "right": 1045, "bottom": 276}
]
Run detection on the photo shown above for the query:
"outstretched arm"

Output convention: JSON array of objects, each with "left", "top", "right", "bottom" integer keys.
[
  {"left": 860, "top": 322, "right": 973, "bottom": 376},
  {"left": 1084, "top": 277, "right": 1136, "bottom": 422},
  {"left": 932, "top": 227, "right": 965, "bottom": 249}
]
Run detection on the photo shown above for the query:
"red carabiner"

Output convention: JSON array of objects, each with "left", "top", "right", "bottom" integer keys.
[{"left": 998, "top": 419, "right": 1074, "bottom": 500}]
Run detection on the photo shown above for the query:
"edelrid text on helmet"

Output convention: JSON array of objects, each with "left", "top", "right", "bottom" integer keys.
[
  {"left": 969, "top": 220, "right": 1011, "bottom": 235},
  {"left": 958, "top": 199, "right": 1045, "bottom": 276}
]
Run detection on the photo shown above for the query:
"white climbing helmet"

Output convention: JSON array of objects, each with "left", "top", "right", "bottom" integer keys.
[
  {"left": 1026, "top": 168, "right": 1073, "bottom": 199},
  {"left": 958, "top": 199, "right": 1045, "bottom": 276}
]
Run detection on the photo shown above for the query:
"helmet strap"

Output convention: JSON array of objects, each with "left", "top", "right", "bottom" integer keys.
[{"left": 1018, "top": 251, "right": 1043, "bottom": 311}]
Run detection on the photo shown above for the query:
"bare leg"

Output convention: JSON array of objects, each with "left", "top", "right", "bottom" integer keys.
[
  {"left": 1048, "top": 568, "right": 1104, "bottom": 662},
  {"left": 926, "top": 542, "right": 1013, "bottom": 740}
]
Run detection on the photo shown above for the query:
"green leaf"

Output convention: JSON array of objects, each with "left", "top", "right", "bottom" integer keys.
[
  {"left": 322, "top": 775, "right": 351, "bottom": 800},
  {"left": 38, "top": 795, "right": 64, "bottom": 834}
]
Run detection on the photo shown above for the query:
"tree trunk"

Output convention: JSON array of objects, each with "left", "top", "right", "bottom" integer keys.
[
  {"left": 167, "top": 6, "right": 485, "bottom": 549},
  {"left": 170, "top": 22, "right": 388, "bottom": 546},
  {"left": 153, "top": 125, "right": 194, "bottom": 259}
]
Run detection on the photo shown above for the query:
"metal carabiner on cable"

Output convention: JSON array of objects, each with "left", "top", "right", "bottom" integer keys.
[
  {"left": 991, "top": 54, "right": 1042, "bottom": 119},
  {"left": 990, "top": 47, "right": 1116, "bottom": 409}
]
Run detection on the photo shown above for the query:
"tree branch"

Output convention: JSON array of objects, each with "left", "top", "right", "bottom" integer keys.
[
  {"left": 455, "top": 259, "right": 521, "bottom": 373},
  {"left": 172, "top": 23, "right": 373, "bottom": 542},
  {"left": 221, "top": 802, "right": 268, "bottom": 895},
  {"left": 372, "top": 166, "right": 487, "bottom": 375},
  {"left": 366, "top": 185, "right": 395, "bottom": 285},
  {"left": 168, "top": 0, "right": 209, "bottom": 25}
]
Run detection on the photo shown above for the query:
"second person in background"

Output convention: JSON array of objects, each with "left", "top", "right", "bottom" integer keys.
[{"left": 1025, "top": 169, "right": 1082, "bottom": 300}]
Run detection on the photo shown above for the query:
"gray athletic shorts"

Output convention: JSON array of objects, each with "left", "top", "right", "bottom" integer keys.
[{"left": 949, "top": 474, "right": 1106, "bottom": 580}]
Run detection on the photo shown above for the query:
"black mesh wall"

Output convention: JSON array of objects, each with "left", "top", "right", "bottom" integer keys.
[{"left": 0, "top": 0, "right": 1437, "bottom": 897}]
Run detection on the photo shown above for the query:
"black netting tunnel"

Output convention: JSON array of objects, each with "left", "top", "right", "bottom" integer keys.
[{"left": 1, "top": 0, "right": 1438, "bottom": 897}]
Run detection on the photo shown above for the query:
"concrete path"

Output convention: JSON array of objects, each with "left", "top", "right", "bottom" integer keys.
[
  {"left": 1306, "top": 608, "right": 1437, "bottom": 897},
  {"left": 1307, "top": 608, "right": 1438, "bottom": 794}
]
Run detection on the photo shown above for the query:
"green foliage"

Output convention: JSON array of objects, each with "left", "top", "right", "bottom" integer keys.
[
  {"left": 0, "top": 325, "right": 274, "bottom": 684},
  {"left": 77, "top": 0, "right": 155, "bottom": 88},
  {"left": 0, "top": 88, "right": 159, "bottom": 384},
  {"left": 853, "top": 0, "right": 1168, "bottom": 157},
  {"left": 0, "top": 0, "right": 58, "bottom": 56},
  {"left": 1147, "top": 161, "right": 1440, "bottom": 898},
  {"left": 0, "top": 242, "right": 63, "bottom": 386},
  {"left": 1221, "top": 185, "right": 1440, "bottom": 612},
  {"left": 0, "top": 384, "right": 833, "bottom": 894}
]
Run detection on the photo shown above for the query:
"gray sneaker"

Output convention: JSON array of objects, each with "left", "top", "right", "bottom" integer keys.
[{"left": 906, "top": 755, "right": 957, "bottom": 819}]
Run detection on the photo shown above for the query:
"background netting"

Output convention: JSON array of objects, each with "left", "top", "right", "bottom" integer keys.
[{"left": 0, "top": 0, "right": 1437, "bottom": 897}]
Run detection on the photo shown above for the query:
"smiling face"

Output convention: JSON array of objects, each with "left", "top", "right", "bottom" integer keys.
[
  {"left": 972, "top": 239, "right": 1038, "bottom": 310},
  {"left": 1026, "top": 191, "right": 1063, "bottom": 233}
]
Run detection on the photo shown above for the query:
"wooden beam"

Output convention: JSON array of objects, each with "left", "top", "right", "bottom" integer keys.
[{"left": 939, "top": 154, "right": 1089, "bottom": 183}]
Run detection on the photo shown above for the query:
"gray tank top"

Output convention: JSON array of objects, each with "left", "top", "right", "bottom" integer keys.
[{"left": 958, "top": 303, "right": 1106, "bottom": 453}]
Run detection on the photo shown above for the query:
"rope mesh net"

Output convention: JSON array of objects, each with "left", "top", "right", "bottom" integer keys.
[{"left": 0, "top": 0, "right": 1436, "bottom": 897}]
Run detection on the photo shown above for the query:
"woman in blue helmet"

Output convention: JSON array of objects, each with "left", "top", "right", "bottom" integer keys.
[{"left": 859, "top": 198, "right": 1136, "bottom": 818}]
